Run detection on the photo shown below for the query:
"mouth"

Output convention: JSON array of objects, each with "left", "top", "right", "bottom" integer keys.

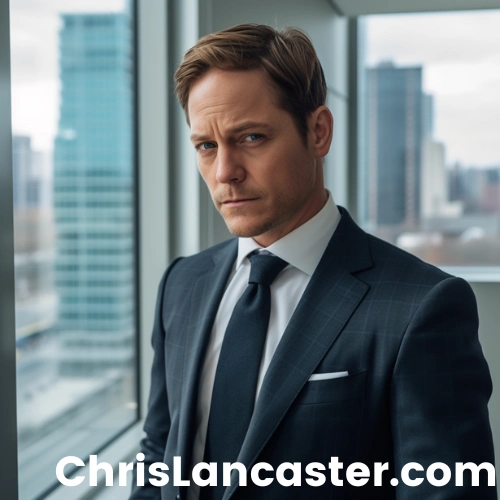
[{"left": 222, "top": 198, "right": 259, "bottom": 207}]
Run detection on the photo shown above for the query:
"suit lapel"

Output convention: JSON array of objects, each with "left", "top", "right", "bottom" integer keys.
[
  {"left": 224, "top": 208, "right": 373, "bottom": 499},
  {"left": 177, "top": 240, "right": 238, "bottom": 485}
]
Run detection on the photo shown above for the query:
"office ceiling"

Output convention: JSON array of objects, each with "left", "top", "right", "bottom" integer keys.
[{"left": 331, "top": 0, "right": 500, "bottom": 16}]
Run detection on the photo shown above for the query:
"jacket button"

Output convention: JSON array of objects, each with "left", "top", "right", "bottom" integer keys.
[{"left": 175, "top": 496, "right": 180, "bottom": 500}]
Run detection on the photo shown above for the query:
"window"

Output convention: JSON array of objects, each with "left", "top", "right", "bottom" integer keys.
[
  {"left": 11, "top": 1, "right": 138, "bottom": 498},
  {"left": 358, "top": 10, "right": 500, "bottom": 268}
]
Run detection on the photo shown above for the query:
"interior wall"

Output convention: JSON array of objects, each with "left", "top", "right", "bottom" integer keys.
[
  {"left": 197, "top": 0, "right": 349, "bottom": 248},
  {"left": 470, "top": 282, "right": 500, "bottom": 461}
]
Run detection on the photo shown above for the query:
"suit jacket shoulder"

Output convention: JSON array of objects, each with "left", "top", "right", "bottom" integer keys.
[{"left": 166, "top": 238, "right": 237, "bottom": 284}]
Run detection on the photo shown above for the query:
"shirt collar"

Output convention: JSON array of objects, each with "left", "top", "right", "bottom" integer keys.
[{"left": 236, "top": 191, "right": 341, "bottom": 275}]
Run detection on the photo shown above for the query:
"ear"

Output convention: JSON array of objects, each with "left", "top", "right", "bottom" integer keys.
[{"left": 308, "top": 105, "right": 334, "bottom": 159}]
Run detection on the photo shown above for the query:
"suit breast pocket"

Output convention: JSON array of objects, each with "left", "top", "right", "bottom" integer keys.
[{"left": 294, "top": 370, "right": 368, "bottom": 406}]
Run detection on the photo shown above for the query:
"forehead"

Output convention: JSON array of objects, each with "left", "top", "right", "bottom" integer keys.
[{"left": 187, "top": 68, "right": 282, "bottom": 132}]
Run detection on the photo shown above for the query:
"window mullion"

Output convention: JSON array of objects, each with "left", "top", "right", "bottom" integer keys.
[{"left": 0, "top": 0, "right": 20, "bottom": 497}]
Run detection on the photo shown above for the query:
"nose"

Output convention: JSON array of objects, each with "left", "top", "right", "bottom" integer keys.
[{"left": 215, "top": 145, "right": 245, "bottom": 184}]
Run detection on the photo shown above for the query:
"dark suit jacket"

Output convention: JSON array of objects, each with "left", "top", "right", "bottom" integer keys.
[{"left": 131, "top": 207, "right": 496, "bottom": 499}]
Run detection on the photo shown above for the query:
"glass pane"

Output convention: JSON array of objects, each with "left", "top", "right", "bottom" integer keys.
[
  {"left": 11, "top": 1, "right": 138, "bottom": 498},
  {"left": 359, "top": 11, "right": 500, "bottom": 267}
]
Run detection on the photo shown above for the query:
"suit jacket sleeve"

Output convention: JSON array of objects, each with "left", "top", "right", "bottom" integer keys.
[
  {"left": 391, "top": 276, "right": 496, "bottom": 499},
  {"left": 130, "top": 258, "right": 183, "bottom": 499}
]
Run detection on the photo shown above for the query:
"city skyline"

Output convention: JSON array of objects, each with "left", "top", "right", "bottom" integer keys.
[
  {"left": 365, "top": 10, "right": 500, "bottom": 167},
  {"left": 359, "top": 56, "right": 500, "bottom": 265}
]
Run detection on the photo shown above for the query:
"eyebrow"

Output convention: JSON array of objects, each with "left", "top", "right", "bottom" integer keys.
[{"left": 190, "top": 122, "right": 272, "bottom": 142}]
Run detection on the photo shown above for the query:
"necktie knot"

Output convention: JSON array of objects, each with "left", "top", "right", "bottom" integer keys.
[{"left": 248, "top": 252, "right": 288, "bottom": 286}]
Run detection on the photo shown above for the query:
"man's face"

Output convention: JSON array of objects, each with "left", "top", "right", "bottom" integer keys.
[{"left": 188, "top": 68, "right": 328, "bottom": 247}]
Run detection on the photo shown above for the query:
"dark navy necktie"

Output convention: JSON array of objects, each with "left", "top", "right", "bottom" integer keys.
[{"left": 200, "top": 252, "right": 288, "bottom": 500}]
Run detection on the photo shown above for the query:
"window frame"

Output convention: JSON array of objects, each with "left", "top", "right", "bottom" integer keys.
[
  {"left": 0, "top": 0, "right": 172, "bottom": 497},
  {"left": 46, "top": 0, "right": 171, "bottom": 496},
  {"left": 0, "top": 0, "right": 19, "bottom": 497},
  {"left": 45, "top": 0, "right": 170, "bottom": 497}
]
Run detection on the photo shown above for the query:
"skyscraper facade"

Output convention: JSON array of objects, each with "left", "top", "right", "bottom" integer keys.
[
  {"left": 366, "top": 62, "right": 423, "bottom": 230},
  {"left": 12, "top": 135, "right": 33, "bottom": 210},
  {"left": 54, "top": 12, "right": 135, "bottom": 374}
]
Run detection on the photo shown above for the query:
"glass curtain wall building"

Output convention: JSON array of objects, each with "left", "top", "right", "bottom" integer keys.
[
  {"left": 365, "top": 63, "right": 423, "bottom": 234},
  {"left": 54, "top": 13, "right": 135, "bottom": 374}
]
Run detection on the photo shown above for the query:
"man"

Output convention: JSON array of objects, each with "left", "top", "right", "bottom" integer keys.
[{"left": 131, "top": 24, "right": 495, "bottom": 499}]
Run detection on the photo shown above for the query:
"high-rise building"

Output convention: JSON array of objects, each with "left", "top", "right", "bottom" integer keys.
[
  {"left": 12, "top": 135, "right": 33, "bottom": 210},
  {"left": 420, "top": 138, "right": 463, "bottom": 220},
  {"left": 422, "top": 93, "right": 434, "bottom": 141},
  {"left": 53, "top": 12, "right": 135, "bottom": 374},
  {"left": 366, "top": 62, "right": 423, "bottom": 230}
]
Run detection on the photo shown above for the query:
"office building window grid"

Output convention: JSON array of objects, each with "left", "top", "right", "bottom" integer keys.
[{"left": 11, "top": 1, "right": 138, "bottom": 499}]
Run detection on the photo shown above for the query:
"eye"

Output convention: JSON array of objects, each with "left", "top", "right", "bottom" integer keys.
[
  {"left": 198, "top": 142, "right": 216, "bottom": 151},
  {"left": 244, "top": 134, "right": 263, "bottom": 142}
]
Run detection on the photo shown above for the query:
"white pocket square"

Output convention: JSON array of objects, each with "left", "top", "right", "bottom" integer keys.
[{"left": 308, "top": 371, "right": 349, "bottom": 381}]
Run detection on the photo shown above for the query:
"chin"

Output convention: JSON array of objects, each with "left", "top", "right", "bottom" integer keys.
[{"left": 224, "top": 218, "right": 275, "bottom": 239}]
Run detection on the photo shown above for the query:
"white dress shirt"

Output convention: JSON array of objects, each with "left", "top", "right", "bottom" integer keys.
[{"left": 188, "top": 192, "right": 341, "bottom": 500}]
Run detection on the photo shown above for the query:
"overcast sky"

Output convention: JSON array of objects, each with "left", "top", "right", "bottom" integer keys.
[
  {"left": 365, "top": 10, "right": 500, "bottom": 167},
  {"left": 10, "top": 3, "right": 500, "bottom": 168},
  {"left": 10, "top": 0, "right": 126, "bottom": 151}
]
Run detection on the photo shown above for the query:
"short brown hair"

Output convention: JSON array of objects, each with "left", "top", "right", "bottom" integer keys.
[{"left": 174, "top": 23, "right": 327, "bottom": 140}]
